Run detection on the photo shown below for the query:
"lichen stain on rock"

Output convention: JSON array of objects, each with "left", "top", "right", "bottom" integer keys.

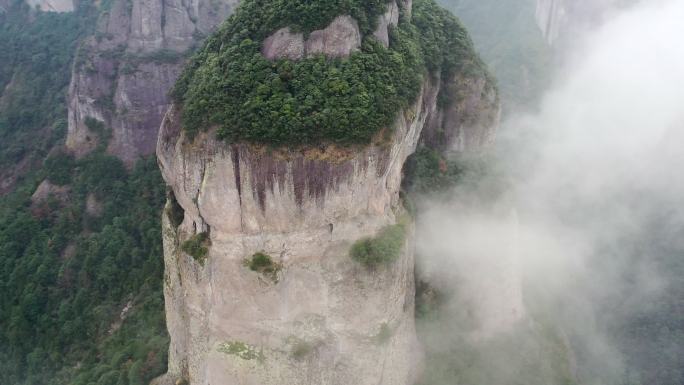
[{"left": 240, "top": 146, "right": 289, "bottom": 210}]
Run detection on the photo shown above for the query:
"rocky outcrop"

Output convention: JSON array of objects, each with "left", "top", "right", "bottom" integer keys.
[
  {"left": 536, "top": 0, "right": 623, "bottom": 45},
  {"left": 156, "top": 48, "right": 498, "bottom": 385},
  {"left": 421, "top": 73, "right": 499, "bottom": 152},
  {"left": 66, "top": 0, "right": 240, "bottom": 165},
  {"left": 535, "top": 0, "right": 565, "bottom": 44},
  {"left": 86, "top": 193, "right": 104, "bottom": 217},
  {"left": 373, "top": 0, "right": 400, "bottom": 47},
  {"left": 262, "top": 15, "right": 362, "bottom": 60},
  {"left": 25, "top": 0, "right": 73, "bottom": 12},
  {"left": 262, "top": 1, "right": 408, "bottom": 61},
  {"left": 156, "top": 88, "right": 425, "bottom": 385},
  {"left": 261, "top": 28, "right": 306, "bottom": 61},
  {"left": 153, "top": 0, "right": 499, "bottom": 383},
  {"left": 30, "top": 179, "right": 70, "bottom": 217},
  {"left": 31, "top": 179, "right": 70, "bottom": 205}
]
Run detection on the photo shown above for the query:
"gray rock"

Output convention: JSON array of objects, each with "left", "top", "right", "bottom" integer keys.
[
  {"left": 31, "top": 179, "right": 70, "bottom": 205},
  {"left": 127, "top": 0, "right": 164, "bottom": 53},
  {"left": 305, "top": 15, "right": 361, "bottom": 58},
  {"left": 25, "top": 0, "right": 73, "bottom": 12},
  {"left": 108, "top": 61, "right": 186, "bottom": 165},
  {"left": 262, "top": 28, "right": 305, "bottom": 60},
  {"left": 66, "top": 0, "right": 240, "bottom": 165},
  {"left": 262, "top": 15, "right": 361, "bottom": 61},
  {"left": 536, "top": 0, "right": 622, "bottom": 45},
  {"left": 535, "top": 0, "right": 567, "bottom": 44},
  {"left": 421, "top": 72, "right": 500, "bottom": 152},
  {"left": 373, "top": 1, "right": 400, "bottom": 48},
  {"left": 86, "top": 193, "right": 104, "bottom": 217},
  {"left": 400, "top": 0, "right": 412, "bottom": 18},
  {"left": 155, "top": 64, "right": 499, "bottom": 384}
]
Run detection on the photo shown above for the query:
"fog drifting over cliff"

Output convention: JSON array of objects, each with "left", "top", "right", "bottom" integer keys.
[{"left": 416, "top": 0, "right": 684, "bottom": 383}]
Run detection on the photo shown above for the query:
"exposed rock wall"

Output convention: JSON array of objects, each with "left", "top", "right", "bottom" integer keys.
[
  {"left": 421, "top": 73, "right": 499, "bottom": 152},
  {"left": 262, "top": 15, "right": 362, "bottom": 60},
  {"left": 155, "top": 82, "right": 429, "bottom": 385},
  {"left": 25, "top": 0, "right": 73, "bottom": 12},
  {"left": 373, "top": 1, "right": 400, "bottom": 47},
  {"left": 66, "top": 0, "right": 412, "bottom": 163},
  {"left": 262, "top": 1, "right": 403, "bottom": 61},
  {"left": 156, "top": 55, "right": 498, "bottom": 385},
  {"left": 536, "top": 0, "right": 624, "bottom": 45},
  {"left": 535, "top": 0, "right": 565, "bottom": 44},
  {"left": 154, "top": 1, "right": 499, "bottom": 383},
  {"left": 66, "top": 0, "right": 239, "bottom": 165}
]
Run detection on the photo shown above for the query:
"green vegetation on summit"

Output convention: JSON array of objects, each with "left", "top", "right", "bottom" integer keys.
[{"left": 172, "top": 0, "right": 489, "bottom": 146}]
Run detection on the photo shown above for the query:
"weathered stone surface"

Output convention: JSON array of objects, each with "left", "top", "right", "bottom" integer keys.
[
  {"left": 373, "top": 1, "right": 400, "bottom": 47},
  {"left": 31, "top": 179, "right": 70, "bottom": 205},
  {"left": 156, "top": 53, "right": 498, "bottom": 382},
  {"left": 157, "top": 86, "right": 430, "bottom": 385},
  {"left": 86, "top": 193, "right": 104, "bottom": 217},
  {"left": 262, "top": 15, "right": 361, "bottom": 60},
  {"left": 154, "top": 0, "right": 500, "bottom": 382},
  {"left": 108, "top": 62, "right": 186, "bottom": 164},
  {"left": 399, "top": 0, "right": 412, "bottom": 18},
  {"left": 66, "top": 0, "right": 239, "bottom": 165},
  {"left": 25, "top": 0, "right": 73, "bottom": 12},
  {"left": 262, "top": 28, "right": 305, "bottom": 60},
  {"left": 421, "top": 73, "right": 499, "bottom": 152},
  {"left": 305, "top": 15, "right": 361, "bottom": 58},
  {"left": 535, "top": 0, "right": 565, "bottom": 44},
  {"left": 536, "top": 0, "right": 623, "bottom": 45}
]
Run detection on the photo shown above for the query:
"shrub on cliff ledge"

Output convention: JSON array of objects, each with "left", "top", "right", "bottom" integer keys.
[
  {"left": 171, "top": 0, "right": 488, "bottom": 146},
  {"left": 402, "top": 147, "right": 465, "bottom": 194},
  {"left": 181, "top": 232, "right": 210, "bottom": 265},
  {"left": 350, "top": 224, "right": 406, "bottom": 267},
  {"left": 244, "top": 252, "right": 281, "bottom": 282}
]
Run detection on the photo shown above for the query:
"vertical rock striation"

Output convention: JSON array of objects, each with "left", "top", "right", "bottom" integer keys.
[
  {"left": 155, "top": 1, "right": 499, "bottom": 384},
  {"left": 157, "top": 76, "right": 496, "bottom": 385},
  {"left": 536, "top": 0, "right": 625, "bottom": 45},
  {"left": 535, "top": 0, "right": 565, "bottom": 44},
  {"left": 65, "top": 0, "right": 239, "bottom": 165}
]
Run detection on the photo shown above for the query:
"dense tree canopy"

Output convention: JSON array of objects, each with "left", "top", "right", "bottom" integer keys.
[
  {"left": 0, "top": 154, "right": 168, "bottom": 385},
  {"left": 0, "top": 0, "right": 92, "bottom": 169},
  {"left": 172, "top": 0, "right": 489, "bottom": 145},
  {"left": 0, "top": 2, "right": 168, "bottom": 384}
]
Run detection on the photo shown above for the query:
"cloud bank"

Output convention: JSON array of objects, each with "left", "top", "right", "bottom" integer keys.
[{"left": 416, "top": 0, "right": 684, "bottom": 383}]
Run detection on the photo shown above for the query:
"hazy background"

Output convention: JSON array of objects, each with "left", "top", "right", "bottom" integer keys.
[
  {"left": 439, "top": 0, "right": 552, "bottom": 115},
  {"left": 417, "top": 0, "right": 684, "bottom": 384}
]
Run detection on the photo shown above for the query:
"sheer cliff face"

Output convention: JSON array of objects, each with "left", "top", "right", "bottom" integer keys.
[
  {"left": 155, "top": 6, "right": 498, "bottom": 383},
  {"left": 536, "top": 0, "right": 622, "bottom": 44},
  {"left": 65, "top": 0, "right": 239, "bottom": 165}
]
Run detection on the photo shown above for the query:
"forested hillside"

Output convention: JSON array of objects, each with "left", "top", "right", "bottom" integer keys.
[
  {"left": 0, "top": 0, "right": 87, "bottom": 191},
  {"left": 0, "top": 2, "right": 169, "bottom": 384}
]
